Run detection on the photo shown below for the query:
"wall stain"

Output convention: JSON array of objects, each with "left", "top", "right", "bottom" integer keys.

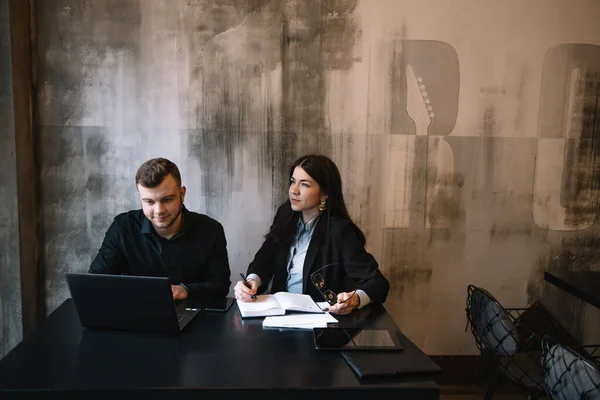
[
  {"left": 39, "top": 126, "right": 88, "bottom": 309},
  {"left": 476, "top": 55, "right": 529, "bottom": 137},
  {"left": 38, "top": 126, "right": 114, "bottom": 311},
  {"left": 35, "top": 0, "right": 141, "bottom": 125},
  {"left": 482, "top": 106, "right": 497, "bottom": 137},
  {"left": 389, "top": 268, "right": 433, "bottom": 297},
  {"left": 489, "top": 225, "right": 532, "bottom": 241},
  {"left": 426, "top": 173, "right": 465, "bottom": 229},
  {"left": 276, "top": 0, "right": 359, "bottom": 202},
  {"left": 563, "top": 71, "right": 600, "bottom": 226},
  {"left": 83, "top": 130, "right": 116, "bottom": 240},
  {"left": 184, "top": 0, "right": 361, "bottom": 214},
  {"left": 390, "top": 38, "right": 409, "bottom": 135},
  {"left": 425, "top": 136, "right": 465, "bottom": 229}
]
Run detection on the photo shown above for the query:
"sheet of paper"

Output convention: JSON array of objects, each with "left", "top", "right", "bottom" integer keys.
[
  {"left": 237, "top": 295, "right": 281, "bottom": 312},
  {"left": 316, "top": 302, "right": 330, "bottom": 311},
  {"left": 273, "top": 292, "right": 323, "bottom": 313},
  {"left": 262, "top": 313, "right": 338, "bottom": 329}
]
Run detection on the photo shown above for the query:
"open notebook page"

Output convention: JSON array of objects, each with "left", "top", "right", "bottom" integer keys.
[
  {"left": 273, "top": 292, "right": 323, "bottom": 313},
  {"left": 238, "top": 295, "right": 283, "bottom": 312}
]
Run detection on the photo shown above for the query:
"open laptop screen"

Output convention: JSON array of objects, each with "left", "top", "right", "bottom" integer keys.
[{"left": 66, "top": 273, "right": 199, "bottom": 333}]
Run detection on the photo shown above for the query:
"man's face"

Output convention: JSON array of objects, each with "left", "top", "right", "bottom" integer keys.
[{"left": 137, "top": 175, "right": 186, "bottom": 234}]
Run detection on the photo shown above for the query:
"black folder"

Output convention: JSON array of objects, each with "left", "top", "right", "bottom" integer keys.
[{"left": 342, "top": 350, "right": 442, "bottom": 379}]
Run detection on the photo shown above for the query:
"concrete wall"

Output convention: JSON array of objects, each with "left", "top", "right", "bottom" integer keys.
[
  {"left": 0, "top": 0, "right": 23, "bottom": 358},
  {"left": 24, "top": 0, "right": 600, "bottom": 354}
]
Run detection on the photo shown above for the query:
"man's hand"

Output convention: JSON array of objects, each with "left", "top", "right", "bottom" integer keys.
[
  {"left": 327, "top": 291, "right": 359, "bottom": 315},
  {"left": 234, "top": 279, "right": 258, "bottom": 302},
  {"left": 171, "top": 284, "right": 188, "bottom": 300}
]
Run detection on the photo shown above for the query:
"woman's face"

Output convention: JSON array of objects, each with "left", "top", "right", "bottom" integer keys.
[{"left": 289, "top": 166, "right": 327, "bottom": 219}]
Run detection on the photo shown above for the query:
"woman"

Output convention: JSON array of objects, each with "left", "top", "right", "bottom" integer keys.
[{"left": 234, "top": 155, "right": 389, "bottom": 315}]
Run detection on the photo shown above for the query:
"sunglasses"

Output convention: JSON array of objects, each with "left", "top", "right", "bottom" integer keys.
[{"left": 309, "top": 263, "right": 356, "bottom": 306}]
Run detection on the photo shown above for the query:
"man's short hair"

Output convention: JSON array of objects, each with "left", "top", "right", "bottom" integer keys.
[{"left": 135, "top": 158, "right": 181, "bottom": 188}]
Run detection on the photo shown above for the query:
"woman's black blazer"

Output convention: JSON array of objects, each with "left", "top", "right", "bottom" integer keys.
[{"left": 247, "top": 216, "right": 389, "bottom": 304}]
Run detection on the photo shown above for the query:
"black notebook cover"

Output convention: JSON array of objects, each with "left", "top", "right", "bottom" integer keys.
[{"left": 342, "top": 350, "right": 442, "bottom": 379}]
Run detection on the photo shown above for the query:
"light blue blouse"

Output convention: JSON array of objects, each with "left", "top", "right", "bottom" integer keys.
[{"left": 285, "top": 213, "right": 320, "bottom": 293}]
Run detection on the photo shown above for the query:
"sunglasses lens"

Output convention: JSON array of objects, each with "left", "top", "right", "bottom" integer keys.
[
  {"left": 324, "top": 290, "right": 337, "bottom": 305},
  {"left": 311, "top": 273, "right": 324, "bottom": 287}
]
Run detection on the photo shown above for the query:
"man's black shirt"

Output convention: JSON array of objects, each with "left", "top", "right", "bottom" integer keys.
[{"left": 89, "top": 206, "right": 231, "bottom": 298}]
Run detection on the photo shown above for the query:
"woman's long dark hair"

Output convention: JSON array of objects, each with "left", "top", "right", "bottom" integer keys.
[{"left": 265, "top": 155, "right": 366, "bottom": 247}]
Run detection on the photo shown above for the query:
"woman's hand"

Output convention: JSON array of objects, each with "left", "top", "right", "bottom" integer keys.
[
  {"left": 234, "top": 279, "right": 258, "bottom": 302},
  {"left": 327, "top": 291, "right": 359, "bottom": 315}
]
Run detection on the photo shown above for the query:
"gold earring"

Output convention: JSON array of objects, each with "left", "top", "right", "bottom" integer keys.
[{"left": 319, "top": 198, "right": 327, "bottom": 211}]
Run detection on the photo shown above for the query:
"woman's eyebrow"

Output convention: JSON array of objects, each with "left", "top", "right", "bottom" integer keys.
[{"left": 292, "top": 177, "right": 312, "bottom": 183}]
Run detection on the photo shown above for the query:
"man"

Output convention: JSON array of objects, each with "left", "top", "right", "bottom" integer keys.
[{"left": 89, "top": 158, "right": 231, "bottom": 300}]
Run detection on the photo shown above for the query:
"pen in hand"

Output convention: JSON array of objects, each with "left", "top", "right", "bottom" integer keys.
[{"left": 240, "top": 273, "right": 257, "bottom": 300}]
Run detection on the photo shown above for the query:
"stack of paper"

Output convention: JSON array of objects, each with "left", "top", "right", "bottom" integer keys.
[{"left": 262, "top": 313, "right": 338, "bottom": 329}]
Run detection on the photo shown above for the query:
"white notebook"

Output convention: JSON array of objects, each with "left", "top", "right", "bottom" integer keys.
[{"left": 236, "top": 292, "right": 324, "bottom": 318}]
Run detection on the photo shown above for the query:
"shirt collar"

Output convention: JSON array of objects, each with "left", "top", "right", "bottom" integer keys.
[
  {"left": 297, "top": 212, "right": 321, "bottom": 233},
  {"left": 141, "top": 204, "right": 188, "bottom": 238}
]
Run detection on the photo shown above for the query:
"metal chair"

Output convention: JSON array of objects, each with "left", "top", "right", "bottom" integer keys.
[
  {"left": 542, "top": 338, "right": 600, "bottom": 400},
  {"left": 466, "top": 285, "right": 561, "bottom": 399}
]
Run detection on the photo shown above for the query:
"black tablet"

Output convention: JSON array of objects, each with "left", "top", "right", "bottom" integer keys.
[
  {"left": 200, "top": 297, "right": 235, "bottom": 312},
  {"left": 313, "top": 328, "right": 404, "bottom": 351}
]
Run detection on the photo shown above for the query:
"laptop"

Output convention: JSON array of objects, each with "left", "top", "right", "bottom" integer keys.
[{"left": 66, "top": 273, "right": 201, "bottom": 334}]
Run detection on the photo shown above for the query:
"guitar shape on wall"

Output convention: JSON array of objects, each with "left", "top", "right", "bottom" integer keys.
[
  {"left": 381, "top": 63, "right": 430, "bottom": 228},
  {"left": 383, "top": 62, "right": 455, "bottom": 229},
  {"left": 406, "top": 63, "right": 435, "bottom": 135},
  {"left": 407, "top": 64, "right": 455, "bottom": 229},
  {"left": 407, "top": 62, "right": 457, "bottom": 230}
]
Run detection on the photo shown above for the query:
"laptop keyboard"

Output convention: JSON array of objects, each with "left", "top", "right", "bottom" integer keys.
[{"left": 178, "top": 315, "right": 186, "bottom": 323}]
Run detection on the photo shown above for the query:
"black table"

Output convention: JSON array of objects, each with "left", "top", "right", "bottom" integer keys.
[
  {"left": 0, "top": 299, "right": 439, "bottom": 399},
  {"left": 544, "top": 271, "right": 600, "bottom": 309}
]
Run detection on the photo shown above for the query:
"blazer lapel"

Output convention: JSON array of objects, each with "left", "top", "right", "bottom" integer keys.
[
  {"left": 274, "top": 244, "right": 289, "bottom": 293},
  {"left": 302, "top": 235, "right": 321, "bottom": 293}
]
